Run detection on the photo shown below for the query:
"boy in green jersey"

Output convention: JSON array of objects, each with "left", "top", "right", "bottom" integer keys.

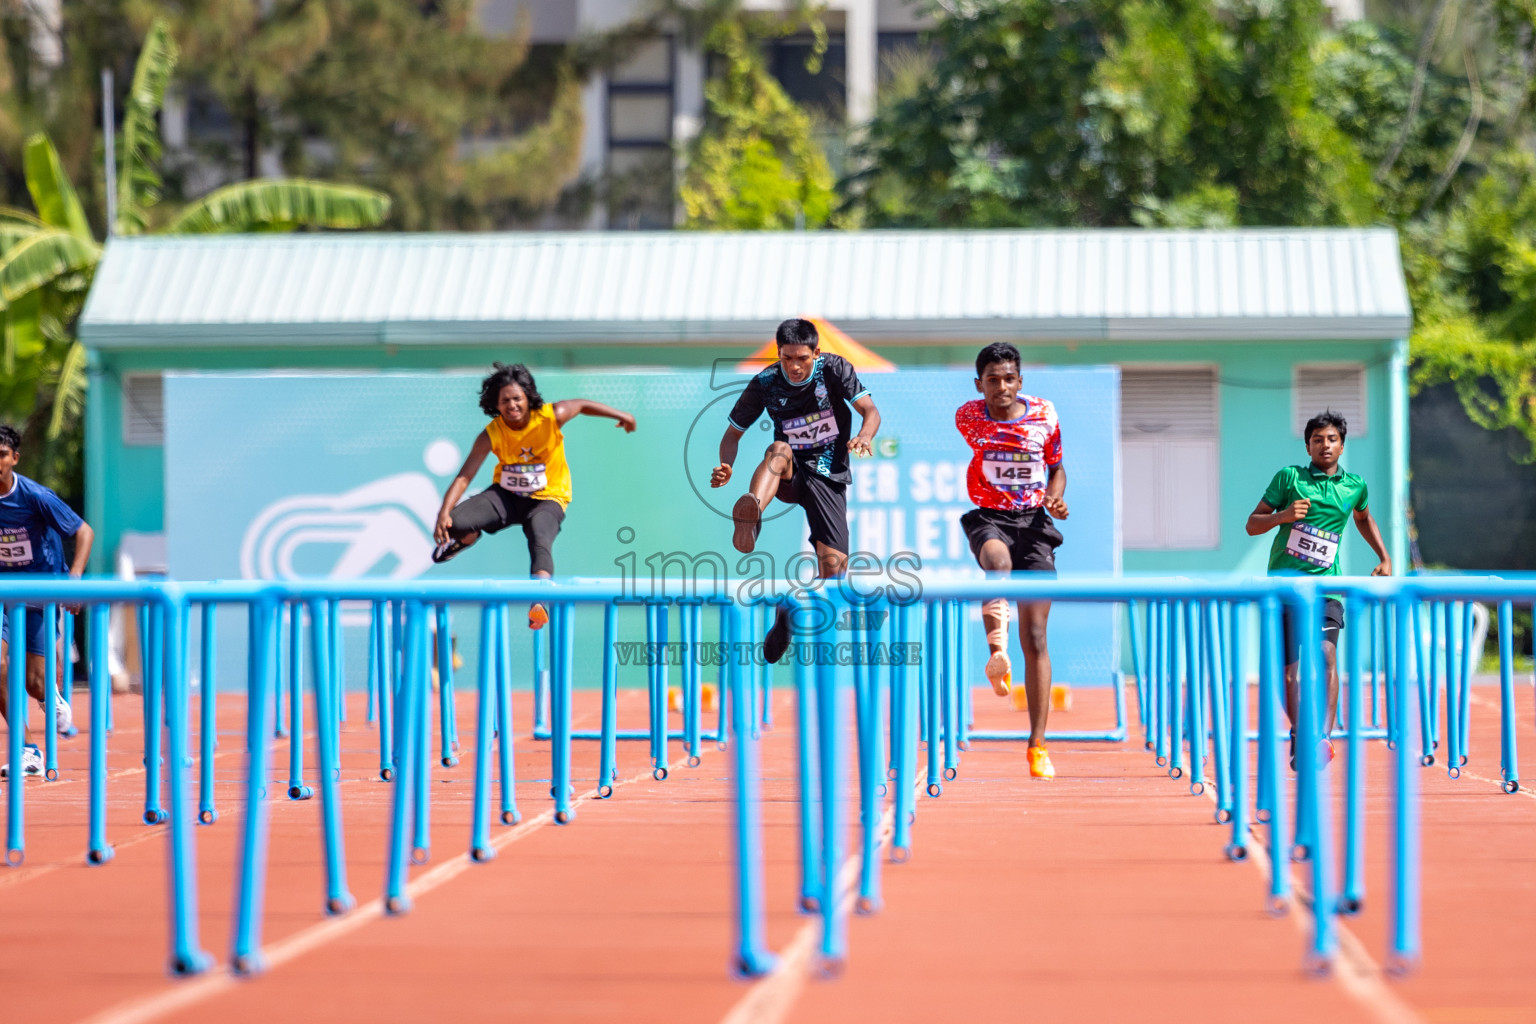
[{"left": 1245, "top": 411, "right": 1391, "bottom": 765}]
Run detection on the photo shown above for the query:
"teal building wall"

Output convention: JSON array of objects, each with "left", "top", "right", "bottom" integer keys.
[{"left": 85, "top": 335, "right": 1408, "bottom": 581}]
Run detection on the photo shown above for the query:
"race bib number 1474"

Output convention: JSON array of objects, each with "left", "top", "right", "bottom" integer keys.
[{"left": 782, "top": 410, "right": 836, "bottom": 450}]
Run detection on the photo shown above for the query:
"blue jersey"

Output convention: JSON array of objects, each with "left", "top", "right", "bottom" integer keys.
[{"left": 0, "top": 473, "right": 83, "bottom": 575}]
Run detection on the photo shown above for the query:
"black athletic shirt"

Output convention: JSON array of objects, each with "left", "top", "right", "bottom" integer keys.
[{"left": 727, "top": 354, "right": 871, "bottom": 484}]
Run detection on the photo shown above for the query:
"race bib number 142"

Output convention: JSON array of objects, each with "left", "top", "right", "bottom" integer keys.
[{"left": 981, "top": 451, "right": 1045, "bottom": 492}]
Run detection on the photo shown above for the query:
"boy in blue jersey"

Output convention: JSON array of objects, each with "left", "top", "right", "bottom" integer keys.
[
  {"left": 711, "top": 318, "right": 881, "bottom": 662},
  {"left": 0, "top": 425, "right": 93, "bottom": 777}
]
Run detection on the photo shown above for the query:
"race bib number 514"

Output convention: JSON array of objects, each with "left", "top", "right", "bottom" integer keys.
[
  {"left": 782, "top": 409, "right": 836, "bottom": 450},
  {"left": 0, "top": 529, "right": 34, "bottom": 567},
  {"left": 1285, "top": 522, "right": 1340, "bottom": 569}
]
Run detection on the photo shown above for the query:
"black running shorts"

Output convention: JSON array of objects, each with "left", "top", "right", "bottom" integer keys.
[
  {"left": 959, "top": 506, "right": 1063, "bottom": 574},
  {"left": 776, "top": 470, "right": 849, "bottom": 555},
  {"left": 447, "top": 485, "right": 566, "bottom": 576},
  {"left": 1282, "top": 596, "right": 1345, "bottom": 666}
]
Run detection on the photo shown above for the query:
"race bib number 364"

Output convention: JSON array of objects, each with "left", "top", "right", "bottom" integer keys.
[
  {"left": 1285, "top": 522, "right": 1340, "bottom": 569},
  {"left": 0, "top": 529, "right": 33, "bottom": 567},
  {"left": 500, "top": 463, "right": 547, "bottom": 495},
  {"left": 981, "top": 451, "right": 1044, "bottom": 492},
  {"left": 782, "top": 410, "right": 836, "bottom": 450}
]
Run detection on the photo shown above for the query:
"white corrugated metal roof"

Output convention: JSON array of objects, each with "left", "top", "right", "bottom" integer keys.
[{"left": 79, "top": 228, "right": 1411, "bottom": 347}]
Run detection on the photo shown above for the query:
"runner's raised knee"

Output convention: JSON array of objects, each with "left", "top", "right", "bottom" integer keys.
[{"left": 978, "top": 547, "right": 1012, "bottom": 573}]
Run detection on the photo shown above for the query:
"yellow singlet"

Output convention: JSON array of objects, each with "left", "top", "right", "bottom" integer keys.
[{"left": 484, "top": 404, "right": 572, "bottom": 508}]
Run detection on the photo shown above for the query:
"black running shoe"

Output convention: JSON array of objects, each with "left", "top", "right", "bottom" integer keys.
[
  {"left": 432, "top": 538, "right": 466, "bottom": 564},
  {"left": 731, "top": 495, "right": 761, "bottom": 554},
  {"left": 764, "top": 604, "right": 793, "bottom": 664}
]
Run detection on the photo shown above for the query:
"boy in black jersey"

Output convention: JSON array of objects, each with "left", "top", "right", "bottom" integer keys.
[{"left": 711, "top": 318, "right": 881, "bottom": 662}]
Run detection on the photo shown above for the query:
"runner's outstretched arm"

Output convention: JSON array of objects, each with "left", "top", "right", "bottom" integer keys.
[
  {"left": 847, "top": 395, "right": 880, "bottom": 457},
  {"left": 1352, "top": 506, "right": 1393, "bottom": 575},
  {"left": 63, "top": 522, "right": 93, "bottom": 613},
  {"left": 434, "top": 432, "right": 493, "bottom": 544},
  {"left": 1245, "top": 499, "right": 1308, "bottom": 536},
  {"left": 551, "top": 399, "right": 637, "bottom": 431},
  {"left": 711, "top": 426, "right": 745, "bottom": 488}
]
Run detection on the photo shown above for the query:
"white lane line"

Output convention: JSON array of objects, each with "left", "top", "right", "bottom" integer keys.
[
  {"left": 1458, "top": 691, "right": 1534, "bottom": 798},
  {"left": 1242, "top": 834, "right": 1424, "bottom": 1024},
  {"left": 76, "top": 756, "right": 688, "bottom": 1024},
  {"left": 1203, "top": 784, "right": 1425, "bottom": 1024},
  {"left": 718, "top": 792, "right": 906, "bottom": 1024}
]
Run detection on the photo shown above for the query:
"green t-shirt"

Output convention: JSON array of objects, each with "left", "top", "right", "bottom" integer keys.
[{"left": 1261, "top": 464, "right": 1369, "bottom": 576}]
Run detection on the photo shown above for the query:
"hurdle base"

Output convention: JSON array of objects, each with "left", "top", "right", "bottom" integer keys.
[{"left": 532, "top": 728, "right": 725, "bottom": 742}]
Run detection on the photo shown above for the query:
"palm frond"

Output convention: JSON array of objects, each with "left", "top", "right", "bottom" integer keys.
[
  {"left": 3, "top": 290, "right": 41, "bottom": 375},
  {"left": 47, "top": 340, "right": 88, "bottom": 440},
  {"left": 0, "top": 230, "right": 101, "bottom": 306},
  {"left": 165, "top": 180, "right": 391, "bottom": 234},
  {"left": 115, "top": 18, "right": 179, "bottom": 236},
  {"left": 0, "top": 206, "right": 48, "bottom": 229},
  {"left": 0, "top": 222, "right": 39, "bottom": 257},
  {"left": 23, "top": 135, "right": 93, "bottom": 240}
]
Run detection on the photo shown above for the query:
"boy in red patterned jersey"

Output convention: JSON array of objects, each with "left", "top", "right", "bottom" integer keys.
[{"left": 955, "top": 343, "right": 1068, "bottom": 779}]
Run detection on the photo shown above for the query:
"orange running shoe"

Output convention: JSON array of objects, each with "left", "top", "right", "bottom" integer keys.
[
  {"left": 984, "top": 650, "right": 1012, "bottom": 697},
  {"left": 1028, "top": 746, "right": 1055, "bottom": 780},
  {"left": 528, "top": 603, "right": 549, "bottom": 630}
]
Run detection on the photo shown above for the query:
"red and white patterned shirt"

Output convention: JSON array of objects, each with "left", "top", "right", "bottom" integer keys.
[{"left": 955, "top": 397, "right": 1063, "bottom": 511}]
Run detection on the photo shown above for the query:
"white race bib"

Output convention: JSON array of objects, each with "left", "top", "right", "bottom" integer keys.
[
  {"left": 1285, "top": 522, "right": 1340, "bottom": 569},
  {"left": 499, "top": 463, "right": 547, "bottom": 495},
  {"left": 0, "top": 529, "right": 34, "bottom": 567},
  {"left": 981, "top": 451, "right": 1045, "bottom": 493},
  {"left": 782, "top": 409, "right": 837, "bottom": 450}
]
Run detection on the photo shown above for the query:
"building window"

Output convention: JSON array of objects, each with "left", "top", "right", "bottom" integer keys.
[
  {"left": 1121, "top": 368, "right": 1220, "bottom": 550},
  {"left": 607, "top": 36, "right": 674, "bottom": 229},
  {"left": 1293, "top": 364, "right": 1366, "bottom": 438},
  {"left": 766, "top": 34, "right": 846, "bottom": 120},
  {"left": 122, "top": 372, "right": 165, "bottom": 446}
]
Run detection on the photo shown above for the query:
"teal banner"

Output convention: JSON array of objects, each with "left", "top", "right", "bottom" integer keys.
[{"left": 166, "top": 366, "right": 1119, "bottom": 687}]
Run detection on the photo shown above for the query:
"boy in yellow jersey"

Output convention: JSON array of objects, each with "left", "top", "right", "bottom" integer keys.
[{"left": 433, "top": 363, "right": 636, "bottom": 626}]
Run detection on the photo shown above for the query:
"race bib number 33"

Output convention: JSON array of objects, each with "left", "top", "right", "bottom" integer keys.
[
  {"left": 0, "top": 529, "right": 33, "bottom": 567},
  {"left": 782, "top": 410, "right": 836, "bottom": 450},
  {"left": 981, "top": 451, "right": 1044, "bottom": 492},
  {"left": 1285, "top": 522, "right": 1340, "bottom": 569},
  {"left": 500, "top": 463, "right": 547, "bottom": 495}
]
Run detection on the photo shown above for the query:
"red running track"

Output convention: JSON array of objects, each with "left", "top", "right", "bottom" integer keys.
[{"left": 0, "top": 682, "right": 1533, "bottom": 1024}]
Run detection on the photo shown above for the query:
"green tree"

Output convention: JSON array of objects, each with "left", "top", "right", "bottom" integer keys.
[
  {"left": 0, "top": 0, "right": 140, "bottom": 232},
  {"left": 679, "top": 16, "right": 836, "bottom": 230},
  {"left": 138, "top": 0, "right": 584, "bottom": 230},
  {"left": 126, "top": 0, "right": 331, "bottom": 181},
  {"left": 0, "top": 19, "right": 389, "bottom": 500},
  {"left": 842, "top": 0, "right": 1384, "bottom": 228},
  {"left": 1402, "top": 153, "right": 1536, "bottom": 459}
]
